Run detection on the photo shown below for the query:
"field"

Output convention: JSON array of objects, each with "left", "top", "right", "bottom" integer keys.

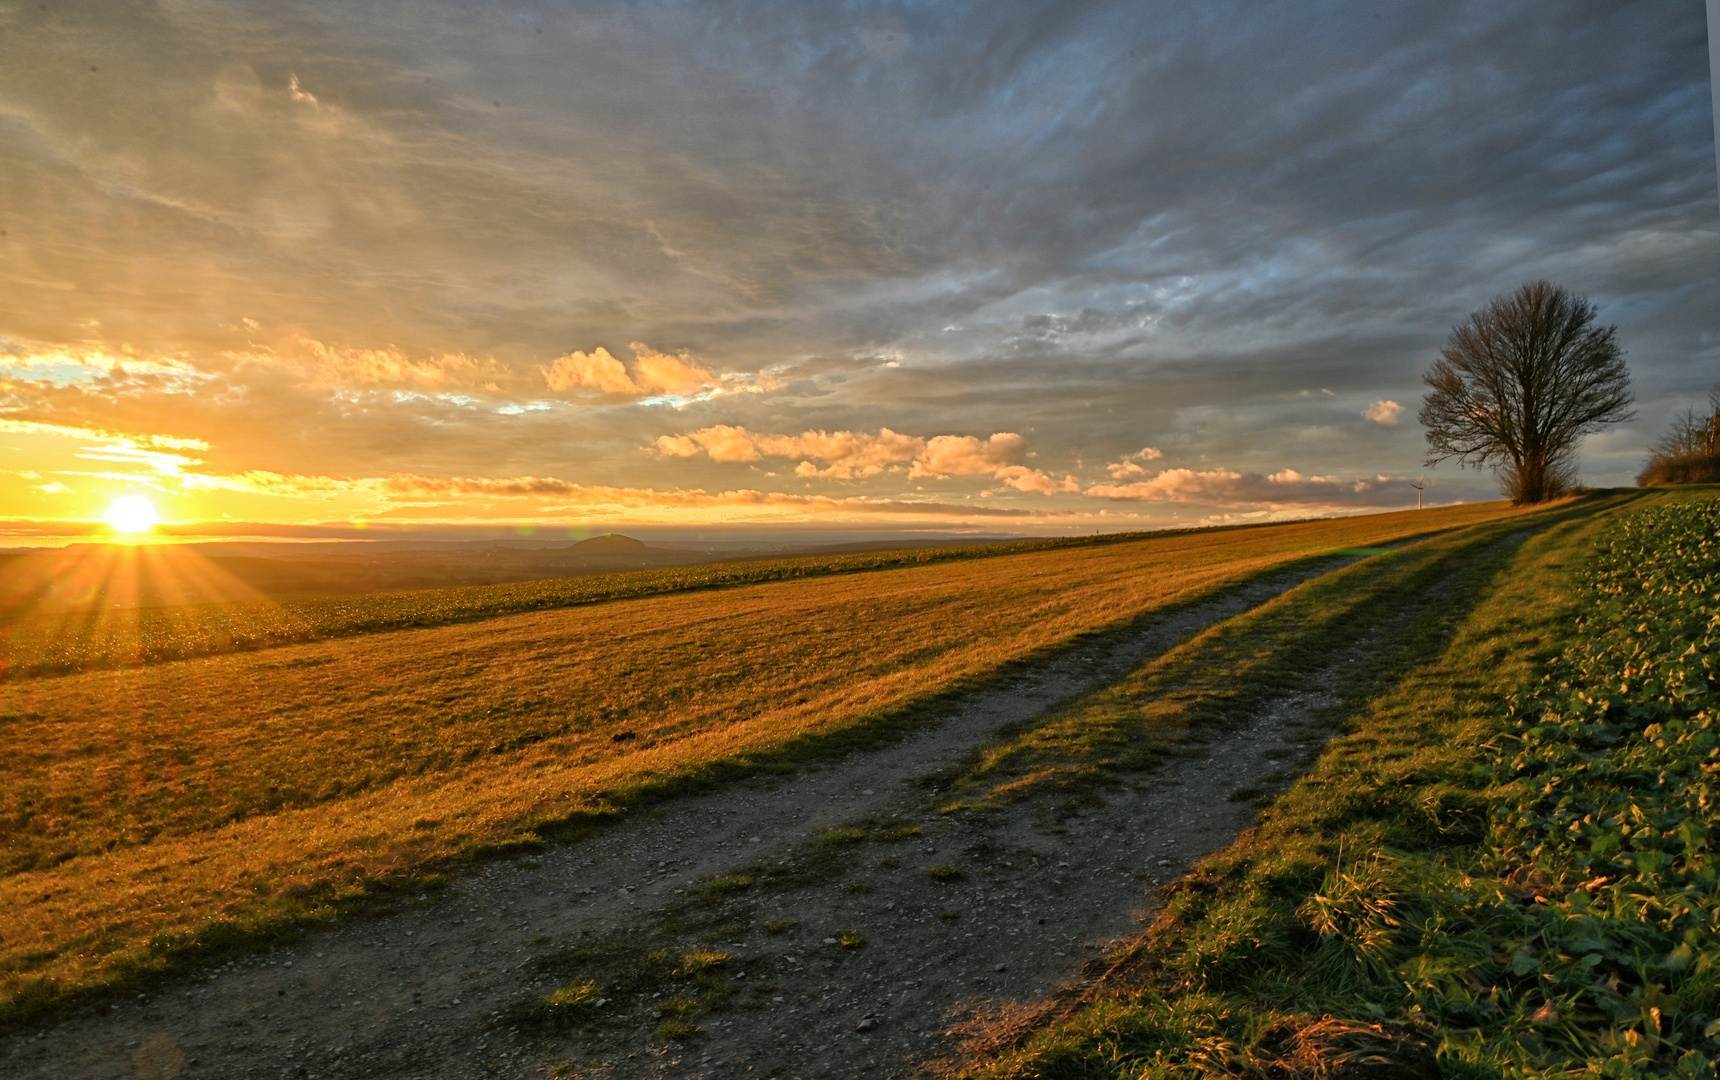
[
  {"left": 0, "top": 535, "right": 1097, "bottom": 679},
  {"left": 0, "top": 502, "right": 1527, "bottom": 1025},
  {"left": 949, "top": 487, "right": 1720, "bottom": 1079},
  {"left": 0, "top": 533, "right": 715, "bottom": 620}
]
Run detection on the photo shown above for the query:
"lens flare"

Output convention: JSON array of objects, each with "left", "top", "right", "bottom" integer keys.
[{"left": 105, "top": 495, "right": 160, "bottom": 534}]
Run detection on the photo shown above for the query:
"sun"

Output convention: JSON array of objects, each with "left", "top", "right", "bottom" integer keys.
[{"left": 105, "top": 495, "right": 160, "bottom": 534}]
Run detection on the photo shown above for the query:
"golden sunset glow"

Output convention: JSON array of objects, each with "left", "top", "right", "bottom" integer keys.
[
  {"left": 0, "top": 4, "right": 1708, "bottom": 544},
  {"left": 104, "top": 496, "right": 160, "bottom": 535}
]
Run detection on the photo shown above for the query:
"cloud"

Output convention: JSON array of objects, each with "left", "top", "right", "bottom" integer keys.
[
  {"left": 0, "top": 419, "right": 212, "bottom": 489},
  {"left": 183, "top": 469, "right": 1074, "bottom": 522},
  {"left": 0, "top": 347, "right": 205, "bottom": 386},
  {"left": 993, "top": 466, "right": 1081, "bottom": 494},
  {"left": 225, "top": 336, "right": 506, "bottom": 391},
  {"left": 769, "top": 429, "right": 925, "bottom": 478},
  {"left": 658, "top": 425, "right": 923, "bottom": 477},
  {"left": 656, "top": 424, "right": 766, "bottom": 463},
  {"left": 1086, "top": 467, "right": 1419, "bottom": 509},
  {"left": 631, "top": 343, "right": 718, "bottom": 396},
  {"left": 1104, "top": 446, "right": 1165, "bottom": 479},
  {"left": 287, "top": 74, "right": 319, "bottom": 107},
  {"left": 0, "top": 418, "right": 209, "bottom": 451},
  {"left": 1363, "top": 399, "right": 1405, "bottom": 427},
  {"left": 544, "top": 347, "right": 640, "bottom": 394},
  {"left": 908, "top": 433, "right": 1025, "bottom": 478},
  {"left": 75, "top": 443, "right": 203, "bottom": 477},
  {"left": 655, "top": 425, "right": 1075, "bottom": 491},
  {"left": 544, "top": 343, "right": 718, "bottom": 397},
  {"left": 0, "top": 2, "right": 1709, "bottom": 525}
]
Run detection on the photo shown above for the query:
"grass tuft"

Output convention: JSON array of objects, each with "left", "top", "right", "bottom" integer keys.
[
  {"left": 693, "top": 874, "right": 753, "bottom": 897},
  {"left": 541, "top": 979, "right": 602, "bottom": 1014}
]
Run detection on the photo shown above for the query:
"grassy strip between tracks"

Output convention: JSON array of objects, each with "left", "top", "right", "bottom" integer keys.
[{"left": 951, "top": 488, "right": 1720, "bottom": 1080}]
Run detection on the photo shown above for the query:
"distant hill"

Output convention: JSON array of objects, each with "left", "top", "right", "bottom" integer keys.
[{"left": 571, "top": 533, "right": 648, "bottom": 551}]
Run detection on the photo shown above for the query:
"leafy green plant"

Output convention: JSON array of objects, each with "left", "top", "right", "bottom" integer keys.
[{"left": 958, "top": 491, "right": 1720, "bottom": 1080}]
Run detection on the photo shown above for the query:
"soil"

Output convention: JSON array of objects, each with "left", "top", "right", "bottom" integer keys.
[{"left": 4, "top": 557, "right": 1363, "bottom": 1080}]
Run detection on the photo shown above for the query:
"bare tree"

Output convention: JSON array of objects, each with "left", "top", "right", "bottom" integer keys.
[
  {"left": 1638, "top": 388, "right": 1720, "bottom": 486},
  {"left": 1420, "top": 281, "right": 1633, "bottom": 504}
]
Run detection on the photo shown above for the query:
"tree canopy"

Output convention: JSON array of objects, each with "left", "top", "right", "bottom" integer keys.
[{"left": 1421, "top": 281, "right": 1632, "bottom": 504}]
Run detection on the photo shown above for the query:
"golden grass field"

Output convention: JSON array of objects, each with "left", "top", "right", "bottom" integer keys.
[{"left": 0, "top": 504, "right": 1529, "bottom": 1022}]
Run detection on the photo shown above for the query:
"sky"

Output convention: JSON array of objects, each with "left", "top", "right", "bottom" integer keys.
[{"left": 0, "top": 0, "right": 1715, "bottom": 542}]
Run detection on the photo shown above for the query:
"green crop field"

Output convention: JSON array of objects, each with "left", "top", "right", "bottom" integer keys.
[
  {"left": 0, "top": 503, "right": 1526, "bottom": 1026},
  {"left": 951, "top": 488, "right": 1720, "bottom": 1080}
]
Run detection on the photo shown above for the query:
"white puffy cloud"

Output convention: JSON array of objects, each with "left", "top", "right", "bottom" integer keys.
[{"left": 1363, "top": 399, "right": 1405, "bottom": 427}]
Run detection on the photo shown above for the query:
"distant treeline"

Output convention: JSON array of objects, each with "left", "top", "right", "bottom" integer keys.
[{"left": 1639, "top": 390, "right": 1720, "bottom": 486}]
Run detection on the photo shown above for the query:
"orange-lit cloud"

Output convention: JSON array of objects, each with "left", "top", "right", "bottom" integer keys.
[
  {"left": 908, "top": 433, "right": 1025, "bottom": 477},
  {"left": 225, "top": 336, "right": 506, "bottom": 390},
  {"left": 162, "top": 469, "right": 1077, "bottom": 522},
  {"left": 74, "top": 443, "right": 204, "bottom": 477},
  {"left": 992, "top": 466, "right": 1081, "bottom": 494},
  {"left": 0, "top": 418, "right": 209, "bottom": 451},
  {"left": 544, "top": 342, "right": 718, "bottom": 397},
  {"left": 655, "top": 425, "right": 1076, "bottom": 491},
  {"left": 543, "top": 347, "right": 638, "bottom": 394},
  {"left": 1104, "top": 447, "right": 1165, "bottom": 479},
  {"left": 632, "top": 344, "right": 718, "bottom": 395}
]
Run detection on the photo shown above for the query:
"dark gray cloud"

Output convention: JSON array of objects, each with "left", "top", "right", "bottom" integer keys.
[{"left": 0, "top": 0, "right": 1712, "bottom": 530}]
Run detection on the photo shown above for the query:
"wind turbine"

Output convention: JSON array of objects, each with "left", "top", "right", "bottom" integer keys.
[{"left": 1410, "top": 476, "right": 1425, "bottom": 510}]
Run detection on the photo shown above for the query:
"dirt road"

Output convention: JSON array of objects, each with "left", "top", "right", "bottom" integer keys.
[{"left": 5, "top": 557, "right": 1361, "bottom": 1080}]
